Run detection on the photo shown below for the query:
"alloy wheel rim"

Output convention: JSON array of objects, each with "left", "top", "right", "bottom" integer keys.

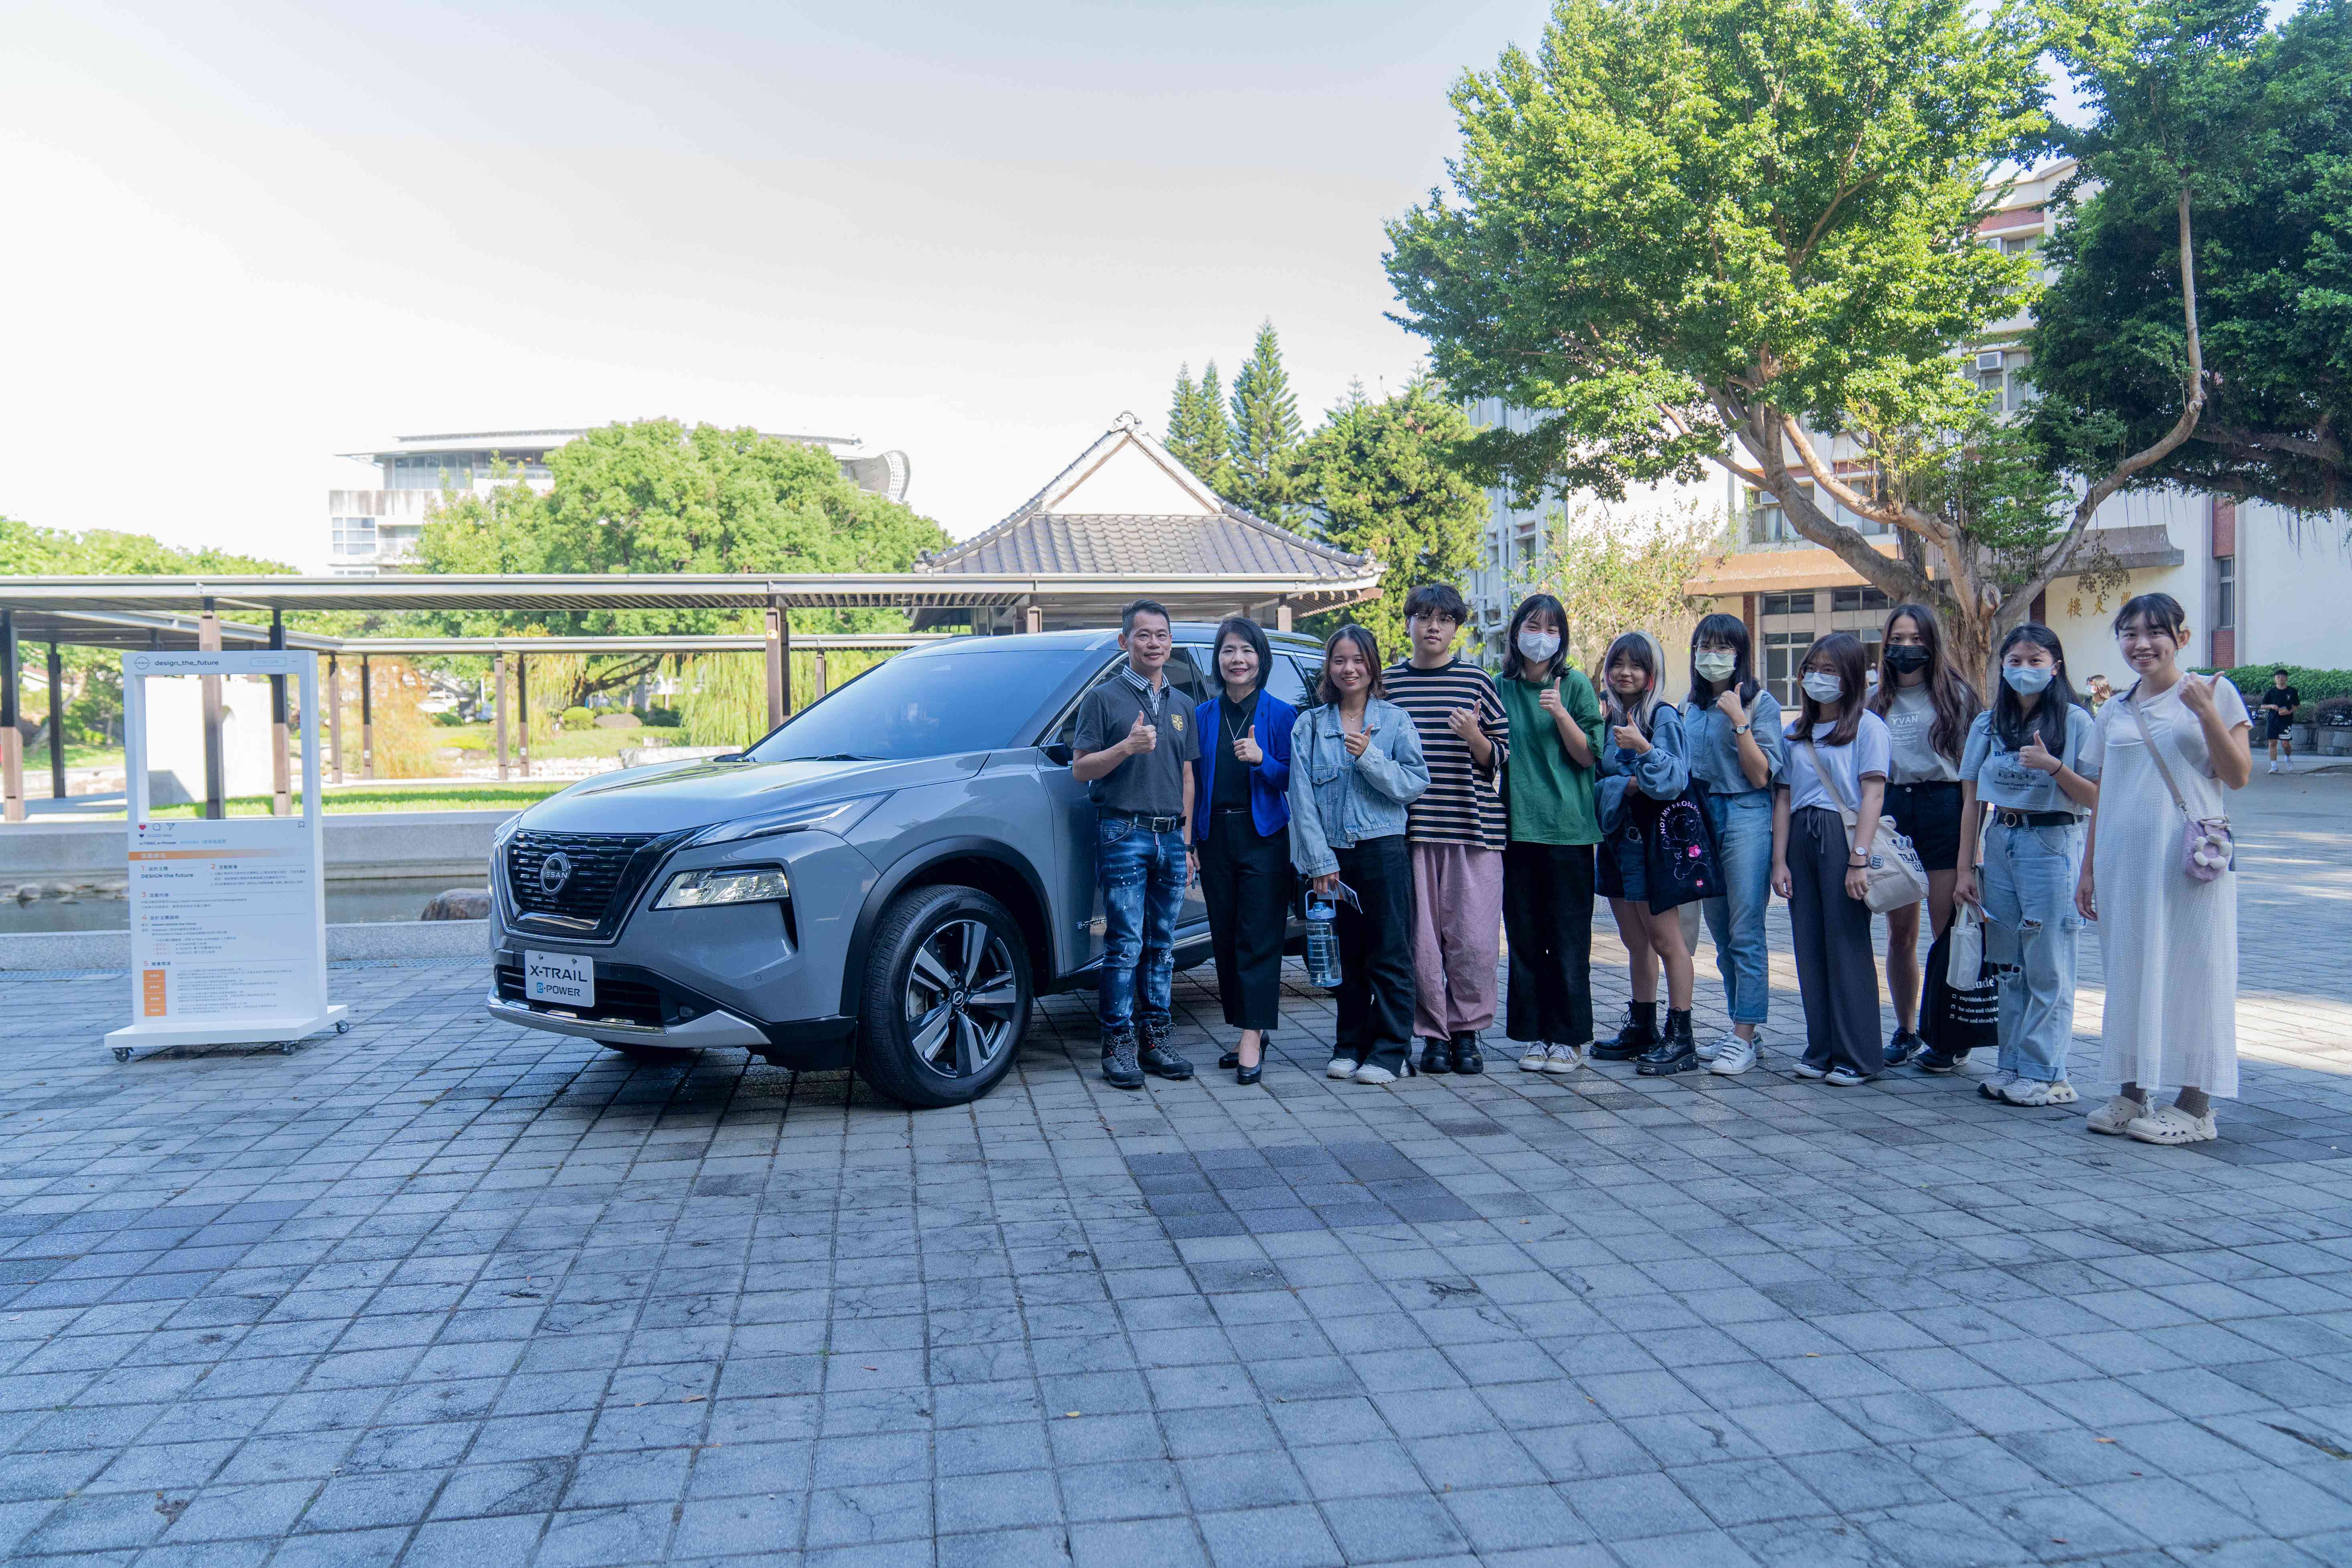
[{"left": 904, "top": 918, "right": 1019, "bottom": 1079}]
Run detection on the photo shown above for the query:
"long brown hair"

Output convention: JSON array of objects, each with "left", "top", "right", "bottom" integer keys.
[
  {"left": 1797, "top": 631, "right": 1870, "bottom": 747},
  {"left": 1868, "top": 601, "right": 1977, "bottom": 762}
]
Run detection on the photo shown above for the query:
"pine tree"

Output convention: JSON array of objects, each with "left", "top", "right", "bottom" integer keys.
[
  {"left": 1227, "top": 320, "right": 1303, "bottom": 520},
  {"left": 1165, "top": 359, "right": 1234, "bottom": 493}
]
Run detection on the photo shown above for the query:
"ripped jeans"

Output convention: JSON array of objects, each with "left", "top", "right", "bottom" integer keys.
[{"left": 1980, "top": 820, "right": 2083, "bottom": 1083}]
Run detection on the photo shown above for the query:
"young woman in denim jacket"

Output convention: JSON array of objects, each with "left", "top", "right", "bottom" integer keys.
[
  {"left": 1288, "top": 625, "right": 1430, "bottom": 1085},
  {"left": 1680, "top": 614, "right": 1782, "bottom": 1076},
  {"left": 1590, "top": 631, "right": 1707, "bottom": 1074},
  {"left": 1955, "top": 623, "right": 2100, "bottom": 1109}
]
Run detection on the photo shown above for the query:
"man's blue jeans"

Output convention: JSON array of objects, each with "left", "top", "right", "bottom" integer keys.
[
  {"left": 1981, "top": 821, "right": 2083, "bottom": 1083},
  {"left": 1700, "top": 789, "right": 1776, "bottom": 1026},
  {"left": 1098, "top": 814, "right": 1187, "bottom": 1037}
]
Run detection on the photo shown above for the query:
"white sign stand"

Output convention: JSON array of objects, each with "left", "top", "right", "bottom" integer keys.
[{"left": 107, "top": 650, "right": 348, "bottom": 1062}]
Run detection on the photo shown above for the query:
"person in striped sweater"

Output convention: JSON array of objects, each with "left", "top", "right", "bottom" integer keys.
[{"left": 1385, "top": 583, "right": 1511, "bottom": 1076}]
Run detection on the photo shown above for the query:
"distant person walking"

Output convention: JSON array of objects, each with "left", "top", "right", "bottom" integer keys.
[
  {"left": 1290, "top": 625, "right": 1429, "bottom": 1086},
  {"left": 1070, "top": 599, "right": 1199, "bottom": 1091},
  {"left": 1495, "top": 595, "right": 1606, "bottom": 1075},
  {"left": 1189, "top": 616, "right": 1295, "bottom": 1086},
  {"left": 2261, "top": 669, "right": 2300, "bottom": 773},
  {"left": 1386, "top": 584, "right": 1510, "bottom": 1077},
  {"left": 2079, "top": 594, "right": 2252, "bottom": 1145}
]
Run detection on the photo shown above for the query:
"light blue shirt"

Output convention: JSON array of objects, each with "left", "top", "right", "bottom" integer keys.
[
  {"left": 1960, "top": 704, "right": 2100, "bottom": 814},
  {"left": 1681, "top": 688, "right": 1783, "bottom": 797},
  {"left": 1287, "top": 698, "right": 1430, "bottom": 878},
  {"left": 1781, "top": 711, "right": 1893, "bottom": 814}
]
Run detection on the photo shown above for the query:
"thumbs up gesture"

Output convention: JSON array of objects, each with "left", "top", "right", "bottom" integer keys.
[
  {"left": 2178, "top": 670, "right": 2223, "bottom": 720},
  {"left": 2018, "top": 734, "right": 2059, "bottom": 775},
  {"left": 1124, "top": 709, "right": 1157, "bottom": 755},
  {"left": 1233, "top": 724, "right": 1263, "bottom": 766}
]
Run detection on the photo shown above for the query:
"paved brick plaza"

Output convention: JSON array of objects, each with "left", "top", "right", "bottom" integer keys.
[{"left": 3, "top": 771, "right": 2351, "bottom": 1567}]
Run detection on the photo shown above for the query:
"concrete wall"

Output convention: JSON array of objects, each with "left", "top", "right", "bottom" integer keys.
[
  {"left": 0, "top": 809, "right": 517, "bottom": 887},
  {"left": 2240, "top": 500, "right": 2352, "bottom": 670}
]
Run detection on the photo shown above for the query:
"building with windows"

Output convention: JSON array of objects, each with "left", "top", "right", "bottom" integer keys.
[{"left": 326, "top": 428, "right": 912, "bottom": 574}]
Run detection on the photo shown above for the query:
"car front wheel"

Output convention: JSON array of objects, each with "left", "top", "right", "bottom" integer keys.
[{"left": 855, "top": 885, "right": 1031, "bottom": 1108}]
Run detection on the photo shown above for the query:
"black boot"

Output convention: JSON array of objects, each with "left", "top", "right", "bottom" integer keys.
[
  {"left": 1418, "top": 1038, "right": 1452, "bottom": 1075},
  {"left": 1137, "top": 1016, "right": 1193, "bottom": 1081},
  {"left": 1102, "top": 1030, "right": 1144, "bottom": 1090},
  {"left": 1637, "top": 1009, "right": 1699, "bottom": 1075},
  {"left": 1591, "top": 1002, "right": 1658, "bottom": 1062},
  {"left": 1448, "top": 1031, "right": 1485, "bottom": 1075}
]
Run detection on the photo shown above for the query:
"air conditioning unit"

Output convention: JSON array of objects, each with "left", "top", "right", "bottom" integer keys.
[{"left": 1975, "top": 350, "right": 2005, "bottom": 372}]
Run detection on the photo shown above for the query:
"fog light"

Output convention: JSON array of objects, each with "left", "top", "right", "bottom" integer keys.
[{"left": 654, "top": 867, "right": 790, "bottom": 909}]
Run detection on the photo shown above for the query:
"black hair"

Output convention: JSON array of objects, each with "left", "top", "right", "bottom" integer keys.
[
  {"left": 1687, "top": 612, "right": 1761, "bottom": 707},
  {"left": 1867, "top": 601, "right": 1977, "bottom": 762},
  {"left": 1211, "top": 616, "right": 1271, "bottom": 696},
  {"left": 1992, "top": 623, "right": 2081, "bottom": 756},
  {"left": 1119, "top": 599, "right": 1171, "bottom": 635},
  {"left": 2111, "top": 592, "right": 2186, "bottom": 640},
  {"left": 2274, "top": 666, "right": 2292, "bottom": 678},
  {"left": 1404, "top": 582, "right": 1470, "bottom": 625},
  {"left": 1600, "top": 630, "right": 1666, "bottom": 734},
  {"left": 1317, "top": 624, "right": 1386, "bottom": 706},
  {"left": 1500, "top": 593, "right": 1570, "bottom": 683},
  {"left": 1796, "top": 631, "right": 1869, "bottom": 747}
]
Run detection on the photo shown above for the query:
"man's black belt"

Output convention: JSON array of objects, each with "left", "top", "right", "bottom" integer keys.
[
  {"left": 1992, "top": 809, "right": 2075, "bottom": 828},
  {"left": 1101, "top": 809, "right": 1185, "bottom": 833}
]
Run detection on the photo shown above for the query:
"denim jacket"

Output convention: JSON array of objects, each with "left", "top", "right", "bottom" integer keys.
[
  {"left": 1595, "top": 700, "right": 1690, "bottom": 832},
  {"left": 1287, "top": 697, "right": 1429, "bottom": 878}
]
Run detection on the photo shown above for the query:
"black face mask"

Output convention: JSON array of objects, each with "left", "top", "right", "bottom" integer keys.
[{"left": 1885, "top": 645, "right": 1931, "bottom": 676}]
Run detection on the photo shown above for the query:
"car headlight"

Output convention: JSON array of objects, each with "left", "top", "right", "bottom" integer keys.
[
  {"left": 688, "top": 795, "right": 883, "bottom": 846},
  {"left": 653, "top": 866, "right": 792, "bottom": 910}
]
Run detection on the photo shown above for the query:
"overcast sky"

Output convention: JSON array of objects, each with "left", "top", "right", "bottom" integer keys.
[{"left": 1, "top": 0, "right": 1581, "bottom": 568}]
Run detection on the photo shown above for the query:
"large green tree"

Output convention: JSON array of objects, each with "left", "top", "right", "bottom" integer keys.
[
  {"left": 2029, "top": 0, "right": 2349, "bottom": 515},
  {"left": 1228, "top": 320, "right": 1305, "bottom": 520},
  {"left": 1292, "top": 378, "right": 1490, "bottom": 657},
  {"left": 1384, "top": 0, "right": 2217, "bottom": 676},
  {"left": 1165, "top": 361, "right": 1235, "bottom": 492}
]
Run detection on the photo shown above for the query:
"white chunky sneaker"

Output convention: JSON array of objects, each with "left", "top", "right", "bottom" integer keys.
[
  {"left": 1978, "top": 1068, "right": 2020, "bottom": 1100},
  {"left": 1824, "top": 1066, "right": 1870, "bottom": 1087},
  {"left": 1518, "top": 1044, "right": 1550, "bottom": 1073},
  {"left": 1708, "top": 1036, "right": 1757, "bottom": 1076},
  {"left": 1326, "top": 1056, "right": 1358, "bottom": 1080},
  {"left": 2085, "top": 1094, "right": 2144, "bottom": 1135},
  {"left": 2126, "top": 1102, "right": 2218, "bottom": 1145},
  {"left": 1542, "top": 1042, "right": 1585, "bottom": 1074},
  {"left": 1351, "top": 1063, "right": 1397, "bottom": 1086},
  {"left": 1997, "top": 1078, "right": 2079, "bottom": 1107}
]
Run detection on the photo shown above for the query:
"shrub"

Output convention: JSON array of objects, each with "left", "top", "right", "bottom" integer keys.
[
  {"left": 433, "top": 710, "right": 467, "bottom": 727},
  {"left": 593, "top": 712, "right": 642, "bottom": 729},
  {"left": 558, "top": 705, "right": 596, "bottom": 732},
  {"left": 2203, "top": 666, "right": 2352, "bottom": 722},
  {"left": 640, "top": 707, "right": 682, "bottom": 728}
]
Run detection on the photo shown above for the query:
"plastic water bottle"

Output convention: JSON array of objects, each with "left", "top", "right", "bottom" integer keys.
[{"left": 1303, "top": 891, "right": 1341, "bottom": 988}]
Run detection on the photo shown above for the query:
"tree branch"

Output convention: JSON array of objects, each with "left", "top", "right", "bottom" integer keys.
[{"left": 1742, "top": 409, "right": 1939, "bottom": 604}]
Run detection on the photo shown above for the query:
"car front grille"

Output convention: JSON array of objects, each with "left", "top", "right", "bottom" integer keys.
[
  {"left": 494, "top": 959, "right": 667, "bottom": 1029},
  {"left": 501, "top": 829, "right": 686, "bottom": 938}
]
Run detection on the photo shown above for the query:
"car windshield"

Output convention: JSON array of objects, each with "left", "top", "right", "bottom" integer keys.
[{"left": 746, "top": 648, "right": 1084, "bottom": 762}]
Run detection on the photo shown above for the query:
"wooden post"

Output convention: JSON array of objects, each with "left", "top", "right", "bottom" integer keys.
[
  {"left": 45, "top": 641, "right": 65, "bottom": 805},
  {"left": 327, "top": 656, "right": 345, "bottom": 784},
  {"left": 493, "top": 652, "right": 510, "bottom": 781},
  {"left": 360, "top": 656, "right": 374, "bottom": 781},
  {"left": 0, "top": 612, "right": 21, "bottom": 823},
  {"left": 1276, "top": 598, "right": 1294, "bottom": 633},
  {"left": 516, "top": 656, "right": 530, "bottom": 778},
  {"left": 199, "top": 600, "right": 224, "bottom": 819},
  {"left": 268, "top": 610, "right": 291, "bottom": 817},
  {"left": 812, "top": 649, "right": 828, "bottom": 700},
  {"left": 1023, "top": 600, "right": 1044, "bottom": 635},
  {"left": 764, "top": 598, "right": 788, "bottom": 731}
]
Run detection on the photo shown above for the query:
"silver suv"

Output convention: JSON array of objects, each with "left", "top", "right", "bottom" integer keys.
[{"left": 485, "top": 625, "right": 1325, "bottom": 1107}]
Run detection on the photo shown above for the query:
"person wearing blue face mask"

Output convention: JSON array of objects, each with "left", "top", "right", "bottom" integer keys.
[{"left": 1956, "top": 625, "right": 2101, "bottom": 1105}]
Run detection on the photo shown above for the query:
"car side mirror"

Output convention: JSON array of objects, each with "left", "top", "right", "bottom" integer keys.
[{"left": 1041, "top": 742, "right": 1074, "bottom": 767}]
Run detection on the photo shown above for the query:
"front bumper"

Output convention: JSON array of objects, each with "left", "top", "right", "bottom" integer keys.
[{"left": 483, "top": 994, "right": 769, "bottom": 1048}]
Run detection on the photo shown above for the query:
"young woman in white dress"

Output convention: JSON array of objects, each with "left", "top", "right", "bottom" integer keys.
[{"left": 2076, "top": 594, "right": 2253, "bottom": 1145}]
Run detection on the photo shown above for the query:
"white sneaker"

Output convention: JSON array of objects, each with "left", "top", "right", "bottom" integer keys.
[
  {"left": 1708, "top": 1036, "right": 1757, "bottom": 1075},
  {"left": 1351, "top": 1064, "right": 1397, "bottom": 1086},
  {"left": 2086, "top": 1094, "right": 2144, "bottom": 1135},
  {"left": 1997, "top": 1078, "right": 2079, "bottom": 1107},
  {"left": 2268, "top": 759, "right": 2279, "bottom": 773},
  {"left": 1824, "top": 1066, "right": 1871, "bottom": 1087},
  {"left": 2126, "top": 1101, "right": 2218, "bottom": 1145},
  {"left": 1789, "top": 1060, "right": 1828, "bottom": 1080},
  {"left": 1541, "top": 1042, "right": 1585, "bottom": 1074},
  {"left": 1978, "top": 1068, "right": 2020, "bottom": 1100},
  {"left": 1695, "top": 1032, "right": 1729, "bottom": 1063},
  {"left": 1326, "top": 1056, "right": 1357, "bottom": 1080},
  {"left": 1518, "top": 1045, "right": 1550, "bottom": 1072}
]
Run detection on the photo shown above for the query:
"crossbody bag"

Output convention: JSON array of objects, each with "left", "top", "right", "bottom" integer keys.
[
  {"left": 1802, "top": 738, "right": 1930, "bottom": 914},
  {"left": 2124, "top": 691, "right": 2235, "bottom": 882}
]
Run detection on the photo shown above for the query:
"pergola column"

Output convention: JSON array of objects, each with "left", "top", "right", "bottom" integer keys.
[
  {"left": 199, "top": 599, "right": 224, "bottom": 819},
  {"left": 327, "top": 656, "right": 345, "bottom": 784},
  {"left": 269, "top": 610, "right": 291, "bottom": 816},
  {"left": 493, "top": 651, "right": 510, "bottom": 782},
  {"left": 1023, "top": 599, "right": 1043, "bottom": 635},
  {"left": 359, "top": 655, "right": 374, "bottom": 781},
  {"left": 1276, "top": 597, "right": 1294, "bottom": 633},
  {"left": 812, "top": 649, "right": 828, "bottom": 700},
  {"left": 0, "top": 612, "right": 21, "bottom": 824},
  {"left": 516, "top": 656, "right": 530, "bottom": 778},
  {"left": 764, "top": 596, "right": 790, "bottom": 731},
  {"left": 46, "top": 641, "right": 65, "bottom": 805}
]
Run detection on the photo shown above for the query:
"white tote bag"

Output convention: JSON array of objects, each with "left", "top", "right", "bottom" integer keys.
[{"left": 1947, "top": 901, "right": 1984, "bottom": 987}]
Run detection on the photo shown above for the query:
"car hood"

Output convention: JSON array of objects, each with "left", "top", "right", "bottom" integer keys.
[{"left": 511, "top": 752, "right": 990, "bottom": 835}]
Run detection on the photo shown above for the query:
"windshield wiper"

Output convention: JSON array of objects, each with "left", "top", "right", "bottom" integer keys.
[{"left": 798, "top": 753, "right": 882, "bottom": 762}]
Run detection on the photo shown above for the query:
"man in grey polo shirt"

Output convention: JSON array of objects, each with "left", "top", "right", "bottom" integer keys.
[{"left": 1072, "top": 600, "right": 1199, "bottom": 1089}]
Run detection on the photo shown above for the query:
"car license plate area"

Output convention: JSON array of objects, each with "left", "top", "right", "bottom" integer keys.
[{"left": 524, "top": 949, "right": 595, "bottom": 1008}]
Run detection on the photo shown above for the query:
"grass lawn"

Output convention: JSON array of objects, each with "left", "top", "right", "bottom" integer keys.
[
  {"left": 140, "top": 781, "right": 574, "bottom": 817},
  {"left": 438, "top": 724, "right": 686, "bottom": 760}
]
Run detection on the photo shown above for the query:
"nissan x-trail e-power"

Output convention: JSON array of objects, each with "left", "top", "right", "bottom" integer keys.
[{"left": 485, "top": 625, "right": 1323, "bottom": 1107}]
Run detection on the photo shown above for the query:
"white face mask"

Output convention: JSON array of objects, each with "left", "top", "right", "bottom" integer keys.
[
  {"left": 1517, "top": 628, "right": 1562, "bottom": 663},
  {"left": 1694, "top": 651, "right": 1737, "bottom": 682},
  {"left": 1801, "top": 672, "right": 1844, "bottom": 704}
]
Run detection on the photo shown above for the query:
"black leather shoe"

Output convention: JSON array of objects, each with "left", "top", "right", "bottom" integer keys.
[
  {"left": 1885, "top": 1029, "right": 1923, "bottom": 1068},
  {"left": 1418, "top": 1038, "right": 1452, "bottom": 1075},
  {"left": 1590, "top": 1004, "right": 1658, "bottom": 1062},
  {"left": 1448, "top": 1032, "right": 1485, "bottom": 1075},
  {"left": 1235, "top": 1049, "right": 1263, "bottom": 1086},
  {"left": 1218, "top": 1051, "right": 1241, "bottom": 1071},
  {"left": 1103, "top": 1033, "right": 1144, "bottom": 1090}
]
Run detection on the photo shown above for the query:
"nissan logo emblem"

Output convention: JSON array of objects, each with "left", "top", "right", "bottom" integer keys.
[{"left": 538, "top": 852, "right": 574, "bottom": 896}]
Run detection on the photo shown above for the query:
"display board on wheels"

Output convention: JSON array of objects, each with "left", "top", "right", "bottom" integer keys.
[{"left": 106, "top": 650, "right": 347, "bottom": 1061}]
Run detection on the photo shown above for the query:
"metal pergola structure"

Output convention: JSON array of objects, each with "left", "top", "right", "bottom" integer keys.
[{"left": 0, "top": 569, "right": 1378, "bottom": 819}]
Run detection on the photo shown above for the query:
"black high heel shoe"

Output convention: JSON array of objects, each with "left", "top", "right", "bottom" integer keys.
[{"left": 1222, "top": 1029, "right": 1272, "bottom": 1074}]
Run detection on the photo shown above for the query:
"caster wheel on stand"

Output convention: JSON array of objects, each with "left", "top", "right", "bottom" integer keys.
[
  {"left": 111, "top": 1047, "right": 131, "bottom": 1064},
  {"left": 277, "top": 1042, "right": 297, "bottom": 1056},
  {"left": 335, "top": 1021, "right": 350, "bottom": 1034}
]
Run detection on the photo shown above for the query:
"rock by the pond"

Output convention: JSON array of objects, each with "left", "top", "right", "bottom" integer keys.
[
  {"left": 421, "top": 888, "right": 492, "bottom": 921},
  {"left": 13, "top": 884, "right": 38, "bottom": 903}
]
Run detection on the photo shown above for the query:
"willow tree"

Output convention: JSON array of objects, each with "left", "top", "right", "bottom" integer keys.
[{"left": 1385, "top": 0, "right": 2216, "bottom": 676}]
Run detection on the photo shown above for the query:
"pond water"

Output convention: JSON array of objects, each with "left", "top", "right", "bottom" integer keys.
[{"left": 0, "top": 878, "right": 487, "bottom": 933}]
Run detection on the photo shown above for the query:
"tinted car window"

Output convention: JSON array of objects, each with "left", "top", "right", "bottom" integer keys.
[
  {"left": 1054, "top": 651, "right": 1209, "bottom": 748},
  {"left": 1262, "top": 654, "right": 1309, "bottom": 708},
  {"left": 750, "top": 648, "right": 1084, "bottom": 761},
  {"left": 1287, "top": 654, "right": 1323, "bottom": 707}
]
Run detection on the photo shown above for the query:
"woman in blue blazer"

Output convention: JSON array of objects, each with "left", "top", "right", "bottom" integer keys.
[{"left": 1190, "top": 616, "right": 1296, "bottom": 1084}]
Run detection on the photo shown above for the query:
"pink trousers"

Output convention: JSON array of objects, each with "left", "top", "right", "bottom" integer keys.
[{"left": 1408, "top": 842, "right": 1504, "bottom": 1039}]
